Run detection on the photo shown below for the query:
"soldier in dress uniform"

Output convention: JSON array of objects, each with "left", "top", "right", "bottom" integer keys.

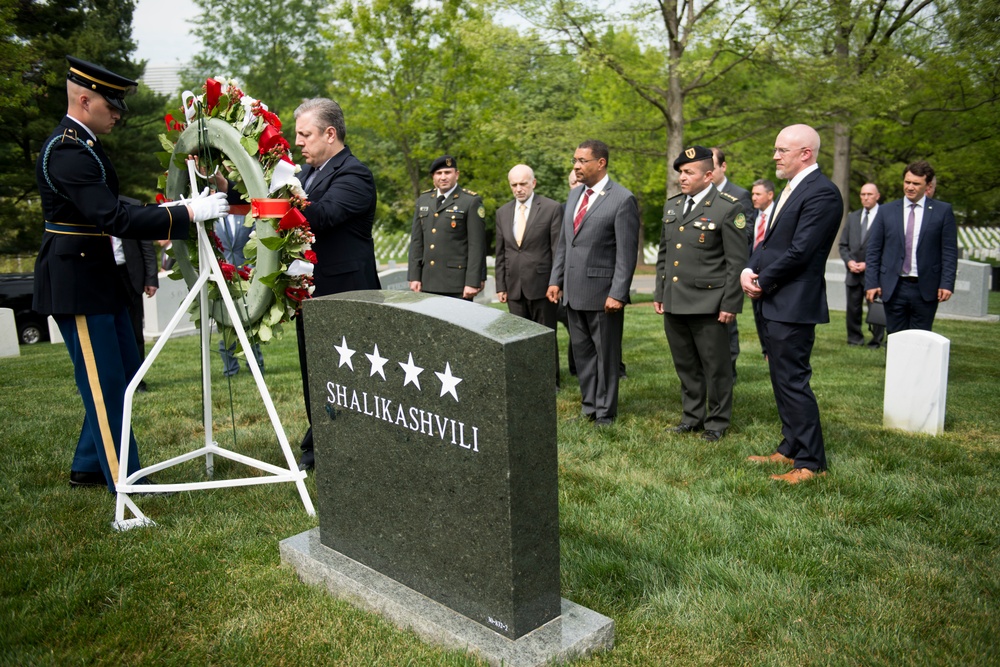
[
  {"left": 654, "top": 145, "right": 747, "bottom": 442},
  {"left": 407, "top": 155, "right": 486, "bottom": 300},
  {"left": 33, "top": 57, "right": 228, "bottom": 493}
]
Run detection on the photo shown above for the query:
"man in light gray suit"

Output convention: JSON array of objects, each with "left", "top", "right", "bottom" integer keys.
[
  {"left": 496, "top": 164, "right": 563, "bottom": 386},
  {"left": 547, "top": 140, "right": 640, "bottom": 426}
]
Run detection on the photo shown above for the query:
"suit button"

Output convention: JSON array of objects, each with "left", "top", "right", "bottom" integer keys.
[
  {"left": 672, "top": 276, "right": 678, "bottom": 282},
  {"left": 673, "top": 261, "right": 679, "bottom": 267},
  {"left": 431, "top": 228, "right": 436, "bottom": 233},
  {"left": 430, "top": 260, "right": 435, "bottom": 266},
  {"left": 676, "top": 243, "right": 682, "bottom": 249},
  {"left": 434, "top": 213, "right": 439, "bottom": 217},
  {"left": 678, "top": 226, "right": 685, "bottom": 231},
  {"left": 80, "top": 252, "right": 86, "bottom": 257},
  {"left": 430, "top": 244, "right": 435, "bottom": 250}
]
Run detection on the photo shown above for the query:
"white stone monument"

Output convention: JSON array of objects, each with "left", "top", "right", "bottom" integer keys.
[
  {"left": 883, "top": 330, "right": 950, "bottom": 435},
  {"left": 0, "top": 308, "right": 20, "bottom": 357}
]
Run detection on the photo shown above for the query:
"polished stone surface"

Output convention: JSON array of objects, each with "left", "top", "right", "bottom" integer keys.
[
  {"left": 884, "top": 329, "right": 950, "bottom": 435},
  {"left": 280, "top": 529, "right": 614, "bottom": 667},
  {"left": 302, "top": 290, "right": 561, "bottom": 639}
]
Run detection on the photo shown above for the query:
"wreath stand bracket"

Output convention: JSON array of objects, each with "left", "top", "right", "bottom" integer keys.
[{"left": 112, "top": 154, "right": 315, "bottom": 531}]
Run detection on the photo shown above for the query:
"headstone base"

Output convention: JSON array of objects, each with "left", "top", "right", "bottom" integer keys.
[{"left": 280, "top": 529, "right": 614, "bottom": 667}]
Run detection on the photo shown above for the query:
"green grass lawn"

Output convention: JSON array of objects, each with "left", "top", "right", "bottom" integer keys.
[{"left": 2, "top": 297, "right": 998, "bottom": 666}]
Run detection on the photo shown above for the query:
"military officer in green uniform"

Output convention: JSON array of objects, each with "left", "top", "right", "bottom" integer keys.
[
  {"left": 408, "top": 155, "right": 486, "bottom": 300},
  {"left": 654, "top": 145, "right": 748, "bottom": 442}
]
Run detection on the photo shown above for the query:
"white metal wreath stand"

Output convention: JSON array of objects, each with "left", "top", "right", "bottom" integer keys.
[{"left": 113, "top": 161, "right": 315, "bottom": 531}]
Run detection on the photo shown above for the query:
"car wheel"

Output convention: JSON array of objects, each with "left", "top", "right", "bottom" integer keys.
[{"left": 19, "top": 321, "right": 43, "bottom": 345}]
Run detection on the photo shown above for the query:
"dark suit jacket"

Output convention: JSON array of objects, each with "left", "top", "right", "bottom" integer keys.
[
  {"left": 122, "top": 240, "right": 158, "bottom": 295},
  {"left": 33, "top": 116, "right": 189, "bottom": 315},
  {"left": 864, "top": 197, "right": 958, "bottom": 303},
  {"left": 838, "top": 206, "right": 876, "bottom": 287},
  {"left": 299, "top": 146, "right": 380, "bottom": 297},
  {"left": 748, "top": 168, "right": 844, "bottom": 324},
  {"left": 216, "top": 215, "right": 254, "bottom": 267},
  {"left": 495, "top": 195, "right": 562, "bottom": 301},
  {"left": 550, "top": 179, "right": 640, "bottom": 311}
]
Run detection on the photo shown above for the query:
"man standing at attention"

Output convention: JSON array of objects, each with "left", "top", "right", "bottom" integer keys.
[
  {"left": 408, "top": 156, "right": 486, "bottom": 300},
  {"left": 839, "top": 183, "right": 885, "bottom": 348},
  {"left": 495, "top": 164, "right": 563, "bottom": 386},
  {"left": 865, "top": 161, "right": 957, "bottom": 335},
  {"left": 547, "top": 140, "right": 640, "bottom": 426},
  {"left": 34, "top": 57, "right": 227, "bottom": 492},
  {"left": 711, "top": 147, "right": 755, "bottom": 380},
  {"left": 293, "top": 98, "right": 380, "bottom": 471},
  {"left": 749, "top": 179, "right": 776, "bottom": 359},
  {"left": 655, "top": 146, "right": 747, "bottom": 442},
  {"left": 741, "top": 124, "right": 843, "bottom": 484}
]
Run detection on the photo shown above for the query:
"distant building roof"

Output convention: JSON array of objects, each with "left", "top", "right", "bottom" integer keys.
[{"left": 141, "top": 64, "right": 185, "bottom": 97}]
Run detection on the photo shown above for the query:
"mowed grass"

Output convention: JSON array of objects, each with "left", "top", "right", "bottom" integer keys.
[{"left": 1, "top": 292, "right": 998, "bottom": 666}]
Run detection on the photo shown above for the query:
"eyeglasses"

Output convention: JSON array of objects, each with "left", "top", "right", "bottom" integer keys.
[
  {"left": 773, "top": 147, "right": 808, "bottom": 156},
  {"left": 571, "top": 157, "right": 597, "bottom": 165}
]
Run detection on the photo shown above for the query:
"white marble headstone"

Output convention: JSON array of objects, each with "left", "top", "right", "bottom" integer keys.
[
  {"left": 48, "top": 316, "right": 63, "bottom": 344},
  {"left": 884, "top": 330, "right": 950, "bottom": 435},
  {"left": 0, "top": 308, "right": 20, "bottom": 357}
]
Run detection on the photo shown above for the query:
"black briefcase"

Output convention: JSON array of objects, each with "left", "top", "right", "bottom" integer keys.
[{"left": 866, "top": 298, "right": 886, "bottom": 327}]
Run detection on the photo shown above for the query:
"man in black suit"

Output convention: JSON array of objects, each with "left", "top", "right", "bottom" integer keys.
[
  {"left": 741, "top": 124, "right": 843, "bottom": 484},
  {"left": 749, "top": 179, "right": 776, "bottom": 359},
  {"left": 711, "top": 147, "right": 756, "bottom": 380},
  {"left": 293, "top": 98, "right": 380, "bottom": 471},
  {"left": 839, "top": 182, "right": 884, "bottom": 347},
  {"left": 114, "top": 233, "right": 158, "bottom": 391},
  {"left": 865, "top": 161, "right": 958, "bottom": 334},
  {"left": 495, "top": 164, "right": 563, "bottom": 385},
  {"left": 547, "top": 140, "right": 640, "bottom": 426},
  {"left": 33, "top": 57, "right": 227, "bottom": 493}
]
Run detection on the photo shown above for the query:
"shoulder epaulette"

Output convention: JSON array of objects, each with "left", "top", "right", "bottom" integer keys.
[
  {"left": 719, "top": 191, "right": 738, "bottom": 203},
  {"left": 422, "top": 188, "right": 434, "bottom": 194},
  {"left": 463, "top": 188, "right": 478, "bottom": 196}
]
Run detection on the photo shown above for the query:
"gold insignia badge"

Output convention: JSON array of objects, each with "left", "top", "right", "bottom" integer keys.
[
  {"left": 734, "top": 213, "right": 746, "bottom": 229},
  {"left": 699, "top": 233, "right": 706, "bottom": 243},
  {"left": 478, "top": 205, "right": 485, "bottom": 218},
  {"left": 446, "top": 158, "right": 452, "bottom": 167},
  {"left": 685, "top": 147, "right": 696, "bottom": 159}
]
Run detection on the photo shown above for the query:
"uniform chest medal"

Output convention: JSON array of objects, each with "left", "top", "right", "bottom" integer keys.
[{"left": 699, "top": 233, "right": 706, "bottom": 243}]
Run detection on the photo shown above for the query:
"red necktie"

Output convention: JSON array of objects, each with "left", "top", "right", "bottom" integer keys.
[
  {"left": 573, "top": 188, "right": 594, "bottom": 234},
  {"left": 754, "top": 211, "right": 767, "bottom": 249}
]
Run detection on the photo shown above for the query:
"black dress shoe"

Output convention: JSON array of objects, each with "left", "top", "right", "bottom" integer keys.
[
  {"left": 702, "top": 429, "right": 725, "bottom": 442},
  {"left": 595, "top": 417, "right": 615, "bottom": 427},
  {"left": 298, "top": 449, "right": 315, "bottom": 471},
  {"left": 70, "top": 470, "right": 106, "bottom": 488},
  {"left": 136, "top": 380, "right": 148, "bottom": 393},
  {"left": 667, "top": 423, "right": 702, "bottom": 434},
  {"left": 567, "top": 414, "right": 597, "bottom": 423}
]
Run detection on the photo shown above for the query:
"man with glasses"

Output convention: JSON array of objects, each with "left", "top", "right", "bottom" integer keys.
[
  {"left": 547, "top": 140, "right": 640, "bottom": 426},
  {"left": 741, "top": 125, "right": 843, "bottom": 484}
]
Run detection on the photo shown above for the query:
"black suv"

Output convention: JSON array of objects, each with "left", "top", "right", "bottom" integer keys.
[{"left": 0, "top": 274, "right": 49, "bottom": 345}]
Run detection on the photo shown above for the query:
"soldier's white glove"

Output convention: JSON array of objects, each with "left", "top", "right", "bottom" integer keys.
[{"left": 188, "top": 190, "right": 230, "bottom": 222}]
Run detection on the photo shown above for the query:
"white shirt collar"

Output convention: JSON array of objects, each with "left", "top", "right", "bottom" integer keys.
[
  {"left": 516, "top": 193, "right": 535, "bottom": 211},
  {"left": 66, "top": 115, "right": 97, "bottom": 142},
  {"left": 785, "top": 163, "right": 820, "bottom": 191},
  {"left": 438, "top": 184, "right": 458, "bottom": 199}
]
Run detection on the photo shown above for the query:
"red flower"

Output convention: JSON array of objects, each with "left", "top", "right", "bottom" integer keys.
[
  {"left": 278, "top": 208, "right": 308, "bottom": 231},
  {"left": 285, "top": 286, "right": 311, "bottom": 303},
  {"left": 219, "top": 262, "right": 236, "bottom": 281},
  {"left": 209, "top": 231, "right": 224, "bottom": 252},
  {"left": 164, "top": 113, "right": 175, "bottom": 131},
  {"left": 205, "top": 78, "right": 222, "bottom": 112},
  {"left": 237, "top": 265, "right": 252, "bottom": 280},
  {"left": 258, "top": 125, "right": 289, "bottom": 155},
  {"left": 303, "top": 250, "right": 317, "bottom": 264},
  {"left": 155, "top": 193, "right": 168, "bottom": 204}
]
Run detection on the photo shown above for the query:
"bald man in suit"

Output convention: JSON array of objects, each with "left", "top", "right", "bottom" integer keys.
[{"left": 548, "top": 139, "right": 640, "bottom": 426}]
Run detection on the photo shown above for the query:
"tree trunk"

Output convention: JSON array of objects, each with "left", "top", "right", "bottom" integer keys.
[{"left": 831, "top": 120, "right": 851, "bottom": 258}]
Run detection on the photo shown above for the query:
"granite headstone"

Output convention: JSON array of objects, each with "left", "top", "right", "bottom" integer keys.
[{"left": 302, "top": 290, "right": 560, "bottom": 639}]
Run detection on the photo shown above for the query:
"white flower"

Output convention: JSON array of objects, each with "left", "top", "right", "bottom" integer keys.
[{"left": 286, "top": 259, "right": 314, "bottom": 277}]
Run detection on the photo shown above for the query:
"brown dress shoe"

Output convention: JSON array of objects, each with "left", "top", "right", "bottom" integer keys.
[
  {"left": 770, "top": 468, "right": 826, "bottom": 484},
  {"left": 746, "top": 452, "right": 795, "bottom": 466}
]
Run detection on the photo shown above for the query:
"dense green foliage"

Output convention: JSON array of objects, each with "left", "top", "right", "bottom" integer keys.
[{"left": 1, "top": 296, "right": 998, "bottom": 664}]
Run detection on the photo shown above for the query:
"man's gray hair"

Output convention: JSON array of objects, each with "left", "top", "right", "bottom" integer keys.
[{"left": 295, "top": 98, "right": 346, "bottom": 141}]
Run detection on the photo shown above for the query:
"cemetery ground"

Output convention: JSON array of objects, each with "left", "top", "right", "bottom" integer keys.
[{"left": 2, "top": 293, "right": 998, "bottom": 666}]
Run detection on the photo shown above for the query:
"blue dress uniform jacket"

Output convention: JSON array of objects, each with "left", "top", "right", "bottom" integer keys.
[
  {"left": 33, "top": 116, "right": 188, "bottom": 316},
  {"left": 33, "top": 115, "right": 190, "bottom": 493},
  {"left": 407, "top": 187, "right": 486, "bottom": 295}
]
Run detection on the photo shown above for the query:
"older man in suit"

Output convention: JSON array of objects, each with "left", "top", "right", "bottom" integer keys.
[
  {"left": 655, "top": 146, "right": 747, "bottom": 442},
  {"left": 865, "top": 161, "right": 957, "bottom": 334},
  {"left": 741, "top": 124, "right": 843, "bottom": 484},
  {"left": 293, "top": 98, "right": 380, "bottom": 471},
  {"left": 547, "top": 140, "right": 640, "bottom": 426},
  {"left": 496, "top": 164, "right": 563, "bottom": 385},
  {"left": 839, "top": 183, "right": 884, "bottom": 347}
]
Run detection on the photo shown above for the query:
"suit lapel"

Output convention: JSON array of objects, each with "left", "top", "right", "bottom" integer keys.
[{"left": 575, "top": 182, "right": 612, "bottom": 235}]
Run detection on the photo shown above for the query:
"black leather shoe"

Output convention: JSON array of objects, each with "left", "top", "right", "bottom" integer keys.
[
  {"left": 70, "top": 470, "right": 106, "bottom": 488},
  {"left": 702, "top": 429, "right": 725, "bottom": 442},
  {"left": 298, "top": 449, "right": 315, "bottom": 471},
  {"left": 667, "top": 423, "right": 702, "bottom": 434},
  {"left": 567, "top": 414, "right": 597, "bottom": 423},
  {"left": 595, "top": 417, "right": 615, "bottom": 427}
]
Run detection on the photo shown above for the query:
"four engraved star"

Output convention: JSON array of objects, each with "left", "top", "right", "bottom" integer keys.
[
  {"left": 434, "top": 362, "right": 463, "bottom": 402},
  {"left": 334, "top": 336, "right": 356, "bottom": 370},
  {"left": 365, "top": 344, "right": 389, "bottom": 380},
  {"left": 337, "top": 336, "right": 461, "bottom": 398},
  {"left": 398, "top": 352, "right": 424, "bottom": 390}
]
